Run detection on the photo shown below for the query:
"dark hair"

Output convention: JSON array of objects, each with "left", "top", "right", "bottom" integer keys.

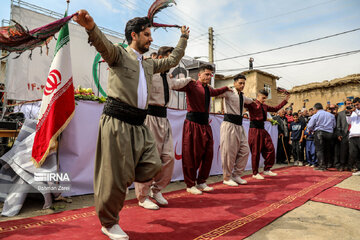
[
  {"left": 354, "top": 97, "right": 360, "bottom": 104},
  {"left": 157, "top": 46, "right": 174, "bottom": 57},
  {"left": 199, "top": 64, "right": 214, "bottom": 73},
  {"left": 125, "top": 17, "right": 151, "bottom": 45},
  {"left": 293, "top": 112, "right": 299, "bottom": 117},
  {"left": 234, "top": 74, "right": 246, "bottom": 81},
  {"left": 258, "top": 89, "right": 268, "bottom": 97},
  {"left": 314, "top": 103, "right": 323, "bottom": 110},
  {"left": 150, "top": 52, "right": 157, "bottom": 57}
]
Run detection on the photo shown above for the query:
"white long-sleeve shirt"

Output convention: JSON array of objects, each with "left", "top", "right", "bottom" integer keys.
[
  {"left": 132, "top": 48, "right": 147, "bottom": 109},
  {"left": 347, "top": 109, "right": 360, "bottom": 138}
]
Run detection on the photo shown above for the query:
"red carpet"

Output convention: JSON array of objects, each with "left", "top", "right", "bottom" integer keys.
[
  {"left": 311, "top": 186, "right": 360, "bottom": 210},
  {"left": 0, "top": 167, "right": 351, "bottom": 240}
]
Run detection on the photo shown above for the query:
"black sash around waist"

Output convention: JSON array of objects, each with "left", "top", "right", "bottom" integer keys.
[
  {"left": 103, "top": 97, "right": 147, "bottom": 126},
  {"left": 224, "top": 114, "right": 243, "bottom": 126},
  {"left": 147, "top": 105, "right": 167, "bottom": 118},
  {"left": 186, "top": 112, "right": 209, "bottom": 125},
  {"left": 250, "top": 120, "right": 265, "bottom": 129}
]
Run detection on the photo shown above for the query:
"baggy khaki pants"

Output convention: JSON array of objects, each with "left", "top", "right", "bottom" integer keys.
[
  {"left": 220, "top": 121, "right": 250, "bottom": 180},
  {"left": 134, "top": 115, "right": 175, "bottom": 202},
  {"left": 94, "top": 115, "right": 162, "bottom": 228}
]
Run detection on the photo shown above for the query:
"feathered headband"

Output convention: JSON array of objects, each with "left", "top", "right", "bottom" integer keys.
[{"left": 147, "top": 0, "right": 180, "bottom": 28}]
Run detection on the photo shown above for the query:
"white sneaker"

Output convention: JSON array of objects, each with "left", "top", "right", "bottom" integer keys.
[
  {"left": 232, "top": 176, "right": 248, "bottom": 185},
  {"left": 101, "top": 224, "right": 129, "bottom": 240},
  {"left": 252, "top": 173, "right": 265, "bottom": 180},
  {"left": 263, "top": 170, "right": 277, "bottom": 176},
  {"left": 352, "top": 171, "right": 360, "bottom": 176},
  {"left": 294, "top": 161, "right": 299, "bottom": 166},
  {"left": 150, "top": 191, "right": 168, "bottom": 205},
  {"left": 223, "top": 179, "right": 238, "bottom": 187},
  {"left": 298, "top": 162, "right": 304, "bottom": 166},
  {"left": 197, "top": 183, "right": 214, "bottom": 192},
  {"left": 186, "top": 186, "right": 203, "bottom": 195},
  {"left": 138, "top": 197, "right": 159, "bottom": 210}
]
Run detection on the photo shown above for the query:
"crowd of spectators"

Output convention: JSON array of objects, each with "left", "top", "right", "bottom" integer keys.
[{"left": 270, "top": 98, "right": 360, "bottom": 176}]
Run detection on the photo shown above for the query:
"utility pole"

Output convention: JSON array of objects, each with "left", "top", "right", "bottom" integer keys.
[
  {"left": 208, "top": 27, "right": 214, "bottom": 64},
  {"left": 208, "top": 27, "right": 215, "bottom": 112}
]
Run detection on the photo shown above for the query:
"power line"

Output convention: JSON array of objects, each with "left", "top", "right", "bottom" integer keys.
[
  {"left": 214, "top": 34, "right": 301, "bottom": 86},
  {"left": 216, "top": 27, "right": 360, "bottom": 62},
  {"left": 258, "top": 52, "right": 360, "bottom": 70},
  {"left": 216, "top": 49, "right": 360, "bottom": 72},
  {"left": 215, "top": 0, "right": 339, "bottom": 33}
]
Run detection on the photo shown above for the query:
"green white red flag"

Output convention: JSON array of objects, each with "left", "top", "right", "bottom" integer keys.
[{"left": 31, "top": 12, "right": 75, "bottom": 167}]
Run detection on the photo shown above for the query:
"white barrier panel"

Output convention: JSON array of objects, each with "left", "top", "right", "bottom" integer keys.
[{"left": 57, "top": 101, "right": 277, "bottom": 196}]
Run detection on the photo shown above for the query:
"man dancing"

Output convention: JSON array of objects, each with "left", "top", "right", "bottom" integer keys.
[
  {"left": 74, "top": 10, "right": 189, "bottom": 240},
  {"left": 176, "top": 65, "right": 230, "bottom": 194},
  {"left": 245, "top": 90, "right": 290, "bottom": 179},
  {"left": 134, "top": 46, "right": 192, "bottom": 210},
  {"left": 219, "top": 74, "right": 253, "bottom": 187}
]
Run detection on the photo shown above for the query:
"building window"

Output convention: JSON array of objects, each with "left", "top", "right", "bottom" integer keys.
[{"left": 264, "top": 84, "right": 272, "bottom": 99}]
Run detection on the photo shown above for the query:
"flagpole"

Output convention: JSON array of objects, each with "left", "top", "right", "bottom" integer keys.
[
  {"left": 66, "top": 0, "right": 70, "bottom": 12},
  {"left": 56, "top": 0, "right": 70, "bottom": 177}
]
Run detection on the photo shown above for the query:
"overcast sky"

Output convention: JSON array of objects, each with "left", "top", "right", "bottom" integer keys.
[{"left": 1, "top": 0, "right": 359, "bottom": 89}]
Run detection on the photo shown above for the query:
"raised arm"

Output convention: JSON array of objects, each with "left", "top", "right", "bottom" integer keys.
[
  {"left": 170, "top": 77, "right": 193, "bottom": 90},
  {"left": 74, "top": 10, "right": 122, "bottom": 66},
  {"left": 216, "top": 90, "right": 231, "bottom": 99},
  {"left": 174, "top": 79, "right": 196, "bottom": 92},
  {"left": 152, "top": 26, "right": 189, "bottom": 73},
  {"left": 244, "top": 101, "right": 255, "bottom": 109},
  {"left": 244, "top": 96, "right": 253, "bottom": 104},
  {"left": 266, "top": 94, "right": 290, "bottom": 112},
  {"left": 209, "top": 86, "right": 230, "bottom": 97}
]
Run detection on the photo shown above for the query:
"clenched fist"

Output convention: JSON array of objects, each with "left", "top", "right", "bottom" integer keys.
[{"left": 73, "top": 10, "right": 95, "bottom": 31}]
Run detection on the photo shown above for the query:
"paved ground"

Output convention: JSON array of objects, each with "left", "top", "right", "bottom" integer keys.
[
  {"left": 1, "top": 164, "right": 359, "bottom": 240},
  {"left": 246, "top": 176, "right": 360, "bottom": 240}
]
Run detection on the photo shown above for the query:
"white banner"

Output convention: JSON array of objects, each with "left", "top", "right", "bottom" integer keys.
[
  {"left": 16, "top": 102, "right": 278, "bottom": 196},
  {"left": 54, "top": 102, "right": 278, "bottom": 196}
]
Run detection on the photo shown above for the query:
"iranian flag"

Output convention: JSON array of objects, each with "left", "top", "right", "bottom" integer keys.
[{"left": 31, "top": 13, "right": 75, "bottom": 167}]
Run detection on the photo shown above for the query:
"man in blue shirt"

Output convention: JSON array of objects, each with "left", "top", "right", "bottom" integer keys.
[{"left": 307, "top": 103, "right": 336, "bottom": 171}]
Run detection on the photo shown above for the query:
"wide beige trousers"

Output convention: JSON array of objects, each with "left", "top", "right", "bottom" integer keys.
[
  {"left": 220, "top": 121, "right": 250, "bottom": 180},
  {"left": 134, "top": 115, "right": 175, "bottom": 202},
  {"left": 94, "top": 114, "right": 162, "bottom": 228}
]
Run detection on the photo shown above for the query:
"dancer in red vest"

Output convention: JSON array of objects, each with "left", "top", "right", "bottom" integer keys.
[
  {"left": 245, "top": 89, "right": 290, "bottom": 179},
  {"left": 176, "top": 64, "right": 230, "bottom": 194}
]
